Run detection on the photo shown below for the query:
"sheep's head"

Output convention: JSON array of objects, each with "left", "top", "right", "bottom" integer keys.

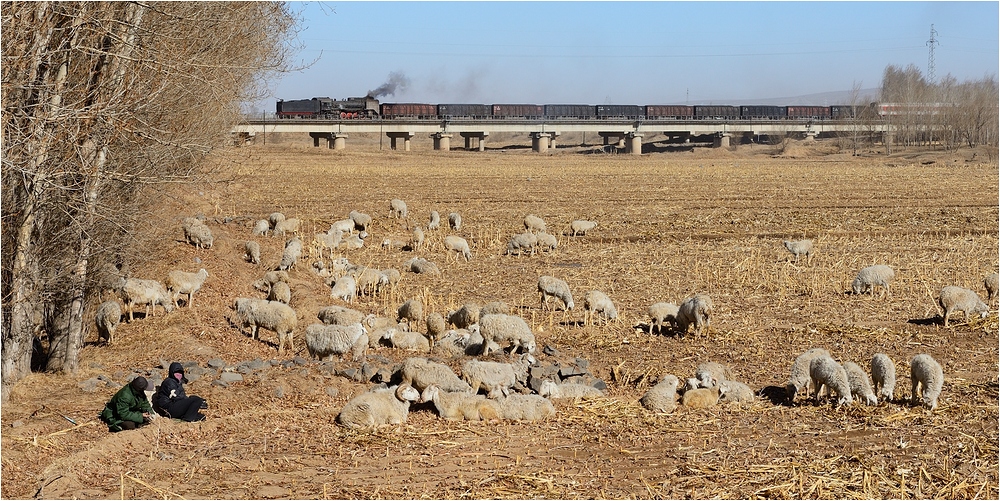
[{"left": 396, "top": 384, "right": 419, "bottom": 403}]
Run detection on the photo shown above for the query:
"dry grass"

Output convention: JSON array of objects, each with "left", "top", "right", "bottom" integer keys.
[{"left": 2, "top": 141, "right": 997, "bottom": 499}]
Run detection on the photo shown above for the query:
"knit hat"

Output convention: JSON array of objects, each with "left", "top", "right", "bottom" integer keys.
[{"left": 130, "top": 376, "right": 151, "bottom": 393}]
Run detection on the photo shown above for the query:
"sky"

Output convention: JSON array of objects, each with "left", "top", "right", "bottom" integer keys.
[{"left": 258, "top": 1, "right": 999, "bottom": 112}]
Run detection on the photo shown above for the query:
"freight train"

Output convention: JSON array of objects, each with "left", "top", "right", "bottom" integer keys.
[{"left": 276, "top": 97, "right": 886, "bottom": 121}]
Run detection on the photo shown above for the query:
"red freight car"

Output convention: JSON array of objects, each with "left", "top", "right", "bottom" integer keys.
[
  {"left": 379, "top": 103, "right": 438, "bottom": 118},
  {"left": 645, "top": 105, "right": 694, "bottom": 119},
  {"left": 786, "top": 106, "right": 831, "bottom": 119}
]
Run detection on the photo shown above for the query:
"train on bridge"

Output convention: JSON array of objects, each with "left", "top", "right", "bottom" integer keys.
[{"left": 276, "top": 96, "right": 896, "bottom": 121}]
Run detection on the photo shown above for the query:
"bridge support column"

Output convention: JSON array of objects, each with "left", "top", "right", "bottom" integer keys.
[
  {"left": 531, "top": 132, "right": 551, "bottom": 152},
  {"left": 626, "top": 133, "right": 643, "bottom": 155},
  {"left": 387, "top": 132, "right": 415, "bottom": 151},
  {"left": 332, "top": 133, "right": 348, "bottom": 150},
  {"left": 599, "top": 132, "right": 627, "bottom": 149},
  {"left": 548, "top": 131, "right": 561, "bottom": 149},
  {"left": 460, "top": 132, "right": 490, "bottom": 151},
  {"left": 713, "top": 133, "right": 731, "bottom": 148},
  {"left": 431, "top": 133, "right": 453, "bottom": 151},
  {"left": 804, "top": 130, "right": 818, "bottom": 141}
]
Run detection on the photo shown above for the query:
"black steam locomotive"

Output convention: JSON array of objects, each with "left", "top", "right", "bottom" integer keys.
[{"left": 276, "top": 96, "right": 380, "bottom": 119}]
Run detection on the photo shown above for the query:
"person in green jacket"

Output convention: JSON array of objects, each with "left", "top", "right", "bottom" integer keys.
[{"left": 99, "top": 376, "right": 153, "bottom": 432}]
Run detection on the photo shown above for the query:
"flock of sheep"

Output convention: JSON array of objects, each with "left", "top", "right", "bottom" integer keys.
[{"left": 96, "top": 198, "right": 997, "bottom": 429}]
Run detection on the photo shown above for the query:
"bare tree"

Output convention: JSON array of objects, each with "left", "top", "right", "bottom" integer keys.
[{"left": 2, "top": 2, "right": 301, "bottom": 400}]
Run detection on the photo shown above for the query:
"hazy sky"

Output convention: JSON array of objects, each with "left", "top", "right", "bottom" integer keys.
[{"left": 262, "top": 1, "right": 999, "bottom": 110}]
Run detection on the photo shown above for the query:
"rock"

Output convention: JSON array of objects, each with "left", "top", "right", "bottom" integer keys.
[
  {"left": 11, "top": 420, "right": 24, "bottom": 428},
  {"left": 219, "top": 372, "right": 243, "bottom": 383},
  {"left": 361, "top": 363, "right": 377, "bottom": 381},
  {"left": 292, "top": 356, "right": 308, "bottom": 366},
  {"left": 274, "top": 386, "right": 286, "bottom": 399},
  {"left": 207, "top": 359, "right": 226, "bottom": 369},
  {"left": 211, "top": 380, "right": 229, "bottom": 388},
  {"left": 373, "top": 368, "right": 393, "bottom": 384},
  {"left": 543, "top": 345, "right": 560, "bottom": 356},
  {"left": 325, "top": 387, "right": 339, "bottom": 398}
]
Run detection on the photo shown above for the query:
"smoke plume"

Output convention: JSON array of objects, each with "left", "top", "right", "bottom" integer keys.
[{"left": 367, "top": 71, "right": 410, "bottom": 98}]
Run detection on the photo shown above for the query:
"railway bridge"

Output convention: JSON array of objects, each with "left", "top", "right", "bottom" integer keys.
[{"left": 232, "top": 118, "right": 885, "bottom": 154}]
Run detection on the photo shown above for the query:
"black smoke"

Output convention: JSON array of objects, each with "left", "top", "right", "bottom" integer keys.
[{"left": 367, "top": 71, "right": 410, "bottom": 98}]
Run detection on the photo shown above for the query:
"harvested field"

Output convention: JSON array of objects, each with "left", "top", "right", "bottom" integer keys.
[{"left": 2, "top": 141, "right": 998, "bottom": 499}]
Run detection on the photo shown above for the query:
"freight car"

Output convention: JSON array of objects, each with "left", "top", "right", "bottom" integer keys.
[
  {"left": 740, "top": 105, "right": 787, "bottom": 119},
  {"left": 645, "top": 105, "right": 694, "bottom": 119},
  {"left": 694, "top": 105, "right": 739, "bottom": 119},
  {"left": 597, "top": 105, "right": 643, "bottom": 119},
  {"left": 492, "top": 104, "right": 544, "bottom": 118},
  {"left": 438, "top": 104, "right": 491, "bottom": 118},
  {"left": 544, "top": 105, "right": 596, "bottom": 119},
  {"left": 786, "top": 105, "right": 831, "bottom": 119},
  {"left": 380, "top": 103, "right": 438, "bottom": 118}
]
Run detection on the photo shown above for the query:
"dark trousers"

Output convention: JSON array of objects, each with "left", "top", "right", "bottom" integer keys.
[{"left": 158, "top": 396, "right": 206, "bottom": 422}]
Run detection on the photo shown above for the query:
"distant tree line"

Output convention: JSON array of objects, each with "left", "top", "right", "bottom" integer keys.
[{"left": 1, "top": 2, "right": 300, "bottom": 401}]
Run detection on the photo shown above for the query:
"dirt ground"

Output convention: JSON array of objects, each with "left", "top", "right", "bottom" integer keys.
[{"left": 2, "top": 138, "right": 998, "bottom": 499}]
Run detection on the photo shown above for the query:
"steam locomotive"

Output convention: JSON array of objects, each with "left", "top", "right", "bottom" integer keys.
[{"left": 276, "top": 97, "right": 886, "bottom": 121}]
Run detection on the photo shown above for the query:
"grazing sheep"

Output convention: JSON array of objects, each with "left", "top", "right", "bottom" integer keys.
[
  {"left": 782, "top": 239, "right": 813, "bottom": 263},
  {"left": 985, "top": 272, "right": 999, "bottom": 304},
  {"left": 313, "top": 231, "right": 342, "bottom": 259},
  {"left": 843, "top": 361, "right": 877, "bottom": 405},
  {"left": 252, "top": 270, "right": 289, "bottom": 292},
  {"left": 273, "top": 217, "right": 301, "bottom": 236},
  {"left": 505, "top": 232, "right": 538, "bottom": 256},
  {"left": 182, "top": 218, "right": 214, "bottom": 249},
  {"left": 538, "top": 380, "right": 604, "bottom": 400},
  {"left": 397, "top": 357, "right": 471, "bottom": 393},
  {"left": 871, "top": 353, "right": 896, "bottom": 402},
  {"left": 349, "top": 210, "right": 372, "bottom": 232},
  {"left": 851, "top": 264, "right": 894, "bottom": 296},
  {"left": 443, "top": 235, "right": 472, "bottom": 261},
  {"left": 381, "top": 268, "right": 401, "bottom": 289},
  {"left": 681, "top": 386, "right": 724, "bottom": 408},
  {"left": 390, "top": 198, "right": 408, "bottom": 219},
  {"left": 267, "top": 280, "right": 291, "bottom": 304},
  {"left": 279, "top": 237, "right": 303, "bottom": 271},
  {"left": 910, "top": 354, "right": 944, "bottom": 410},
  {"left": 164, "top": 268, "right": 209, "bottom": 309},
  {"left": 718, "top": 380, "right": 755, "bottom": 403},
  {"left": 938, "top": 285, "right": 989, "bottom": 327},
  {"left": 95, "top": 300, "right": 123, "bottom": 344},
  {"left": 647, "top": 302, "right": 679, "bottom": 334},
  {"left": 462, "top": 353, "right": 535, "bottom": 399},
  {"left": 640, "top": 374, "right": 679, "bottom": 413},
  {"left": 410, "top": 225, "right": 425, "bottom": 251},
  {"left": 570, "top": 220, "right": 598, "bottom": 236},
  {"left": 676, "top": 294, "right": 713, "bottom": 336},
  {"left": 329, "top": 275, "right": 357, "bottom": 303},
  {"left": 538, "top": 276, "right": 574, "bottom": 311},
  {"left": 343, "top": 233, "right": 364, "bottom": 250},
  {"left": 404, "top": 257, "right": 441, "bottom": 275},
  {"left": 682, "top": 378, "right": 701, "bottom": 394},
  {"left": 479, "top": 313, "right": 536, "bottom": 354},
  {"left": 252, "top": 219, "right": 270, "bottom": 236},
  {"left": 584, "top": 290, "right": 617, "bottom": 324},
  {"left": 268, "top": 212, "right": 285, "bottom": 228},
  {"left": 397, "top": 299, "right": 425, "bottom": 326},
  {"left": 695, "top": 361, "right": 731, "bottom": 388},
  {"left": 353, "top": 266, "right": 385, "bottom": 297},
  {"left": 304, "top": 322, "right": 368, "bottom": 362},
  {"left": 431, "top": 329, "right": 479, "bottom": 357},
  {"left": 120, "top": 278, "right": 175, "bottom": 321},
  {"left": 318, "top": 305, "right": 365, "bottom": 326},
  {"left": 809, "top": 355, "right": 853, "bottom": 405},
  {"left": 447, "top": 303, "right": 480, "bottom": 329},
  {"left": 786, "top": 348, "right": 831, "bottom": 403},
  {"left": 495, "top": 394, "right": 555, "bottom": 422},
  {"left": 523, "top": 214, "right": 546, "bottom": 233},
  {"left": 233, "top": 297, "right": 297, "bottom": 354},
  {"left": 245, "top": 241, "right": 261, "bottom": 264},
  {"left": 427, "top": 211, "right": 441, "bottom": 230},
  {"left": 536, "top": 232, "right": 558, "bottom": 252},
  {"left": 336, "top": 384, "right": 420, "bottom": 429},
  {"left": 420, "top": 384, "right": 500, "bottom": 421},
  {"left": 383, "top": 328, "right": 431, "bottom": 352},
  {"left": 382, "top": 238, "right": 405, "bottom": 251},
  {"left": 329, "top": 218, "right": 355, "bottom": 235},
  {"left": 480, "top": 301, "right": 510, "bottom": 316},
  {"left": 426, "top": 312, "right": 447, "bottom": 340},
  {"left": 448, "top": 212, "right": 462, "bottom": 231}
]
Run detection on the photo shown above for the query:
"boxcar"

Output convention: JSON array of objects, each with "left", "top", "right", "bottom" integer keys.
[
  {"left": 645, "top": 105, "right": 694, "bottom": 119},
  {"left": 544, "top": 105, "right": 596, "bottom": 119},
  {"left": 786, "top": 106, "right": 831, "bottom": 119},
  {"left": 740, "top": 106, "right": 787, "bottom": 119},
  {"left": 380, "top": 103, "right": 438, "bottom": 118},
  {"left": 438, "top": 104, "right": 491, "bottom": 118},
  {"left": 492, "top": 104, "right": 544, "bottom": 118},
  {"left": 693, "top": 105, "right": 739, "bottom": 119},
  {"left": 596, "top": 105, "right": 643, "bottom": 118}
]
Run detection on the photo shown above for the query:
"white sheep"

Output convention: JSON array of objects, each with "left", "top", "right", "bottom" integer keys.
[
  {"left": 809, "top": 355, "right": 853, "bottom": 406},
  {"left": 786, "top": 347, "right": 831, "bottom": 402},
  {"left": 480, "top": 301, "right": 510, "bottom": 316},
  {"left": 447, "top": 303, "right": 480, "bottom": 329},
  {"left": 252, "top": 270, "right": 289, "bottom": 292},
  {"left": 695, "top": 361, "right": 731, "bottom": 388},
  {"left": 317, "top": 305, "right": 365, "bottom": 326},
  {"left": 279, "top": 237, "right": 302, "bottom": 271},
  {"left": 536, "top": 232, "right": 557, "bottom": 252},
  {"left": 444, "top": 235, "right": 472, "bottom": 261},
  {"left": 431, "top": 328, "right": 483, "bottom": 357},
  {"left": 164, "top": 268, "right": 209, "bottom": 309},
  {"left": 313, "top": 231, "right": 342, "bottom": 259},
  {"left": 538, "top": 380, "right": 604, "bottom": 400},
  {"left": 843, "top": 361, "right": 877, "bottom": 405},
  {"left": 639, "top": 374, "right": 679, "bottom": 413},
  {"left": 233, "top": 297, "right": 297, "bottom": 354},
  {"left": 420, "top": 384, "right": 500, "bottom": 421},
  {"left": 462, "top": 353, "right": 535, "bottom": 399},
  {"left": 95, "top": 300, "right": 123, "bottom": 344},
  {"left": 348, "top": 210, "right": 372, "bottom": 232},
  {"left": 647, "top": 302, "right": 679, "bottom": 335},
  {"left": 681, "top": 386, "right": 724, "bottom": 408},
  {"left": 329, "top": 275, "right": 357, "bottom": 303},
  {"left": 851, "top": 264, "right": 894, "bottom": 297},
  {"left": 389, "top": 198, "right": 408, "bottom": 218},
  {"left": 538, "top": 276, "right": 574, "bottom": 311},
  {"left": 782, "top": 239, "right": 813, "bottom": 264},
  {"left": 397, "top": 357, "right": 471, "bottom": 392},
  {"left": 410, "top": 225, "right": 425, "bottom": 251},
  {"left": 267, "top": 280, "right": 291, "bottom": 304},
  {"left": 252, "top": 219, "right": 270, "bottom": 236},
  {"left": 426, "top": 312, "right": 447, "bottom": 340},
  {"left": 336, "top": 384, "right": 420, "bottom": 430},
  {"left": 570, "top": 220, "right": 597, "bottom": 236},
  {"left": 304, "top": 322, "right": 368, "bottom": 362},
  {"left": 985, "top": 272, "right": 999, "bottom": 304},
  {"left": 718, "top": 380, "right": 755, "bottom": 403},
  {"left": 245, "top": 241, "right": 261, "bottom": 264},
  {"left": 523, "top": 214, "right": 546, "bottom": 233},
  {"left": 910, "top": 353, "right": 944, "bottom": 410},
  {"left": 268, "top": 212, "right": 285, "bottom": 228},
  {"left": 383, "top": 328, "right": 431, "bottom": 352},
  {"left": 329, "top": 218, "right": 355, "bottom": 235},
  {"left": 182, "top": 218, "right": 214, "bottom": 249},
  {"left": 404, "top": 257, "right": 441, "bottom": 275},
  {"left": 938, "top": 285, "right": 989, "bottom": 327},
  {"left": 682, "top": 378, "right": 701, "bottom": 394},
  {"left": 584, "top": 290, "right": 617, "bottom": 324},
  {"left": 353, "top": 266, "right": 385, "bottom": 297},
  {"left": 505, "top": 232, "right": 538, "bottom": 256},
  {"left": 870, "top": 353, "right": 896, "bottom": 402},
  {"left": 448, "top": 212, "right": 462, "bottom": 230},
  {"left": 397, "top": 299, "right": 424, "bottom": 326},
  {"left": 343, "top": 233, "right": 364, "bottom": 250},
  {"left": 676, "top": 294, "right": 713, "bottom": 336},
  {"left": 427, "top": 211, "right": 441, "bottom": 230},
  {"left": 479, "top": 313, "right": 536, "bottom": 354},
  {"left": 495, "top": 394, "right": 555, "bottom": 421},
  {"left": 120, "top": 278, "right": 175, "bottom": 321},
  {"left": 273, "top": 217, "right": 300, "bottom": 236}
]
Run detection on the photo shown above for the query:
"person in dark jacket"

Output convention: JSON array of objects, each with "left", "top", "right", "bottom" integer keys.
[
  {"left": 100, "top": 376, "right": 153, "bottom": 432},
  {"left": 153, "top": 362, "right": 207, "bottom": 422}
]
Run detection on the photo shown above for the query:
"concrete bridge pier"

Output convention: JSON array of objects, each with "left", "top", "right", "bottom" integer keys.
[
  {"left": 713, "top": 133, "right": 731, "bottom": 148},
  {"left": 310, "top": 132, "right": 349, "bottom": 149},
  {"left": 626, "top": 133, "right": 643, "bottom": 155},
  {"left": 431, "top": 133, "right": 453, "bottom": 151},
  {"left": 387, "top": 132, "right": 415, "bottom": 151},
  {"left": 531, "top": 132, "right": 551, "bottom": 152},
  {"left": 599, "top": 132, "right": 627, "bottom": 149},
  {"left": 460, "top": 132, "right": 489, "bottom": 151},
  {"left": 548, "top": 131, "right": 561, "bottom": 149}
]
